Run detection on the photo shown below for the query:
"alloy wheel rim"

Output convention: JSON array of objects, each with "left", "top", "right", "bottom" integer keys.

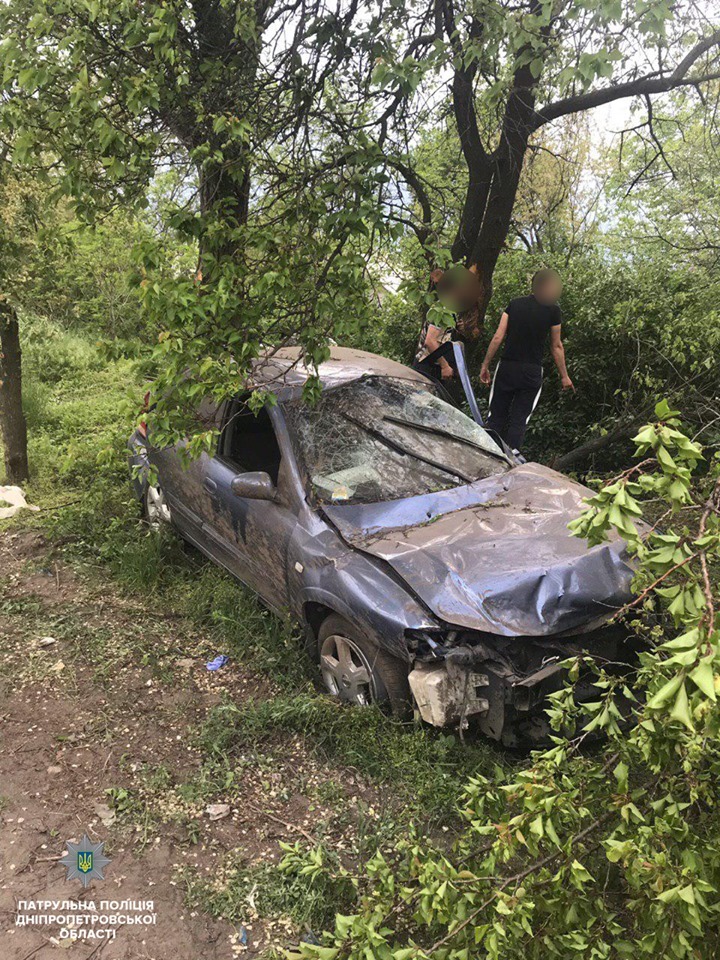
[
  {"left": 146, "top": 484, "right": 171, "bottom": 528},
  {"left": 320, "top": 634, "right": 376, "bottom": 706}
]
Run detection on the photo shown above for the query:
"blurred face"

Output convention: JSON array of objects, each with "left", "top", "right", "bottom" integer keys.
[{"left": 536, "top": 275, "right": 562, "bottom": 304}]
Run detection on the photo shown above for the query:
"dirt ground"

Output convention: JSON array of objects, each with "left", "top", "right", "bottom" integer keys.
[{"left": 0, "top": 530, "right": 372, "bottom": 960}]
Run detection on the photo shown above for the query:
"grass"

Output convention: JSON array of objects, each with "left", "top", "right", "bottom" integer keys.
[
  {"left": 181, "top": 851, "right": 356, "bottom": 937},
  {"left": 199, "top": 692, "right": 504, "bottom": 824}
]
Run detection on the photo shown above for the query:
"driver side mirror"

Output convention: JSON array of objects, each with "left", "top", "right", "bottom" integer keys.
[{"left": 230, "top": 471, "right": 277, "bottom": 502}]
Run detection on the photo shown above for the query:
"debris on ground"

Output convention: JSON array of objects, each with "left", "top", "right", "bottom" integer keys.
[
  {"left": 94, "top": 802, "right": 117, "bottom": 826},
  {"left": 205, "top": 654, "right": 230, "bottom": 671},
  {"left": 0, "top": 485, "right": 40, "bottom": 519}
]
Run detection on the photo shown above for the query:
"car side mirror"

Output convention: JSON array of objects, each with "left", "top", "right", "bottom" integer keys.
[{"left": 230, "top": 471, "right": 277, "bottom": 502}]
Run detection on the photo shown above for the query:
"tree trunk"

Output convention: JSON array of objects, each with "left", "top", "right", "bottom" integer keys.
[
  {"left": 450, "top": 139, "right": 531, "bottom": 323},
  {"left": 199, "top": 156, "right": 251, "bottom": 230},
  {"left": 0, "top": 299, "right": 29, "bottom": 483},
  {"left": 469, "top": 156, "right": 529, "bottom": 318},
  {"left": 195, "top": 150, "right": 252, "bottom": 268},
  {"left": 449, "top": 2, "right": 546, "bottom": 322}
]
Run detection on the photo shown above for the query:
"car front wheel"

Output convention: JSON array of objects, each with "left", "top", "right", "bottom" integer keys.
[{"left": 317, "top": 615, "right": 410, "bottom": 716}]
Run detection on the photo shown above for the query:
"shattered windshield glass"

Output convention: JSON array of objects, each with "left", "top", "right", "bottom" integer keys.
[{"left": 283, "top": 376, "right": 509, "bottom": 505}]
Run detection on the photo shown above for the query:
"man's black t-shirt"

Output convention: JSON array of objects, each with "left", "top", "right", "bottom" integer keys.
[{"left": 502, "top": 295, "right": 562, "bottom": 366}]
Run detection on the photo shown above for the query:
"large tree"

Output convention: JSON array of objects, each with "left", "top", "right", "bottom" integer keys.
[
  {"left": 371, "top": 0, "right": 720, "bottom": 317},
  {"left": 0, "top": 0, "right": 395, "bottom": 447},
  {"left": 0, "top": 297, "right": 28, "bottom": 482},
  {"left": 0, "top": 157, "right": 43, "bottom": 483}
]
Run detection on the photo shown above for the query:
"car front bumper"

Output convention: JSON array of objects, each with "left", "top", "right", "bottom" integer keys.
[{"left": 407, "top": 625, "right": 637, "bottom": 746}]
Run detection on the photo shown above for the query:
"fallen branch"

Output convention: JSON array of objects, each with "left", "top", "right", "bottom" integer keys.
[
  {"left": 551, "top": 420, "right": 641, "bottom": 471},
  {"left": 427, "top": 810, "right": 616, "bottom": 953}
]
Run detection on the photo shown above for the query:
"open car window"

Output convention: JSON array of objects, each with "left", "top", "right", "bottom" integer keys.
[
  {"left": 219, "top": 399, "right": 282, "bottom": 484},
  {"left": 283, "top": 376, "right": 509, "bottom": 505}
]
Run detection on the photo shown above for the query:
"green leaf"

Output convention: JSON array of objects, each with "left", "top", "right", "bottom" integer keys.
[
  {"left": 604, "top": 839, "right": 633, "bottom": 863},
  {"left": 613, "top": 760, "right": 629, "bottom": 792},
  {"left": 654, "top": 399, "right": 680, "bottom": 420},
  {"left": 529, "top": 814, "right": 544, "bottom": 839},
  {"left": 646, "top": 673, "right": 683, "bottom": 710},
  {"left": 570, "top": 860, "right": 594, "bottom": 885},
  {"left": 688, "top": 660, "right": 716, "bottom": 701},
  {"left": 670, "top": 682, "right": 693, "bottom": 731},
  {"left": 544, "top": 817, "right": 561, "bottom": 848}
]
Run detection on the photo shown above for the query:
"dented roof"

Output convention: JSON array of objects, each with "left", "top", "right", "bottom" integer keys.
[{"left": 249, "top": 345, "right": 430, "bottom": 399}]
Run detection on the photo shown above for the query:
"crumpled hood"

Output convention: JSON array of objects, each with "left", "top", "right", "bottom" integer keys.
[{"left": 323, "top": 463, "right": 635, "bottom": 637}]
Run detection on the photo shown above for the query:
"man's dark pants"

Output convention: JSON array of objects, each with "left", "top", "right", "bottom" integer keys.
[{"left": 486, "top": 359, "right": 543, "bottom": 451}]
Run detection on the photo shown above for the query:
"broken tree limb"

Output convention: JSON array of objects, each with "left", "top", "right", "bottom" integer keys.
[{"left": 550, "top": 419, "right": 641, "bottom": 472}]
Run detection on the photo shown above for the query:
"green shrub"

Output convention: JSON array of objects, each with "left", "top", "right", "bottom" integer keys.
[{"left": 21, "top": 313, "right": 103, "bottom": 385}]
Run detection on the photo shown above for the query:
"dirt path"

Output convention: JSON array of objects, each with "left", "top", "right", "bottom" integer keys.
[{"left": 0, "top": 531, "right": 368, "bottom": 960}]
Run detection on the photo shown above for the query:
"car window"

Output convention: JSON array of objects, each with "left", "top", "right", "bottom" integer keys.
[
  {"left": 219, "top": 400, "right": 282, "bottom": 484},
  {"left": 283, "top": 376, "right": 509, "bottom": 504}
]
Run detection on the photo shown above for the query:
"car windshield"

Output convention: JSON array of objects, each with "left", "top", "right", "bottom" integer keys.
[{"left": 283, "top": 376, "right": 509, "bottom": 505}]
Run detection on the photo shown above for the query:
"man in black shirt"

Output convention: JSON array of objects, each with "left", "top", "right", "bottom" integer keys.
[
  {"left": 479, "top": 269, "right": 574, "bottom": 452},
  {"left": 413, "top": 266, "right": 483, "bottom": 385}
]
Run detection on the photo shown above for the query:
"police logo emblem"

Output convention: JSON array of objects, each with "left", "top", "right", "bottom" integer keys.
[{"left": 60, "top": 834, "right": 111, "bottom": 888}]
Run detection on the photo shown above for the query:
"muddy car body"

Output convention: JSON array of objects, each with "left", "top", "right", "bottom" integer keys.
[{"left": 129, "top": 347, "right": 635, "bottom": 745}]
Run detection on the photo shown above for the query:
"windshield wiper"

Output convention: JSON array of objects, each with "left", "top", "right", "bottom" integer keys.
[
  {"left": 381, "top": 414, "right": 509, "bottom": 462},
  {"left": 339, "top": 412, "right": 474, "bottom": 484}
]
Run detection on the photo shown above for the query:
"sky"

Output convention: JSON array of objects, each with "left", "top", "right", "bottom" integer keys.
[{"left": 592, "top": 100, "right": 634, "bottom": 146}]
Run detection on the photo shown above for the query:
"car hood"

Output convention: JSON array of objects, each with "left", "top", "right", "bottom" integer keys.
[{"left": 322, "top": 463, "right": 635, "bottom": 637}]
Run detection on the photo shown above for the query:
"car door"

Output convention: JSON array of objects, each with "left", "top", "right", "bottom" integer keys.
[
  {"left": 197, "top": 398, "right": 299, "bottom": 613},
  {"left": 148, "top": 397, "right": 226, "bottom": 546}
]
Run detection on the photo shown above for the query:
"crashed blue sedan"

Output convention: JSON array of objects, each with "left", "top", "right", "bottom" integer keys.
[{"left": 129, "top": 346, "right": 635, "bottom": 746}]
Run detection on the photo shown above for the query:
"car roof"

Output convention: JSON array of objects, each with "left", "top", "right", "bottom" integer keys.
[{"left": 248, "top": 345, "right": 430, "bottom": 400}]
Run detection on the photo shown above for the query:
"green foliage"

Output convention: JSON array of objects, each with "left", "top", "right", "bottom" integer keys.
[
  {"left": 21, "top": 314, "right": 104, "bottom": 384},
  {"left": 28, "top": 210, "right": 184, "bottom": 341},
  {"left": 613, "top": 89, "right": 720, "bottom": 266},
  {"left": 0, "top": 152, "right": 191, "bottom": 348},
  {"left": 569, "top": 400, "right": 704, "bottom": 546},
  {"left": 0, "top": 0, "right": 402, "bottom": 450},
  {"left": 289, "top": 410, "right": 720, "bottom": 960}
]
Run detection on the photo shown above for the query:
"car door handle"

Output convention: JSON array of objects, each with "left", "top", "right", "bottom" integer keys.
[{"left": 203, "top": 478, "right": 218, "bottom": 496}]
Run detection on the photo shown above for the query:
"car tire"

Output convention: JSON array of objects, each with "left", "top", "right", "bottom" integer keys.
[{"left": 317, "top": 614, "right": 410, "bottom": 716}]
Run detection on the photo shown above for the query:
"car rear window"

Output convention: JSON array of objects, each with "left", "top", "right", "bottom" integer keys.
[{"left": 283, "top": 376, "right": 509, "bottom": 504}]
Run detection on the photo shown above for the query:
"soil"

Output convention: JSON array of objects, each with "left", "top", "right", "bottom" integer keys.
[{"left": 0, "top": 530, "right": 369, "bottom": 960}]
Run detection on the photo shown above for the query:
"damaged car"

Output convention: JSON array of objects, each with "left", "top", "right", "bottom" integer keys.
[{"left": 128, "top": 346, "right": 636, "bottom": 746}]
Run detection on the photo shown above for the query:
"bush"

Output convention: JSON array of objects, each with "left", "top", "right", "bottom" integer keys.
[{"left": 21, "top": 313, "right": 103, "bottom": 385}]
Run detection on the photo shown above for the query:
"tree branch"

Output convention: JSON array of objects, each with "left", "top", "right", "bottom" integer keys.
[
  {"left": 386, "top": 156, "right": 434, "bottom": 252},
  {"left": 531, "top": 31, "right": 720, "bottom": 130}
]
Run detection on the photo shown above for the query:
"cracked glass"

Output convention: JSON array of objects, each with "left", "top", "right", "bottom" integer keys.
[{"left": 284, "top": 376, "right": 509, "bottom": 504}]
